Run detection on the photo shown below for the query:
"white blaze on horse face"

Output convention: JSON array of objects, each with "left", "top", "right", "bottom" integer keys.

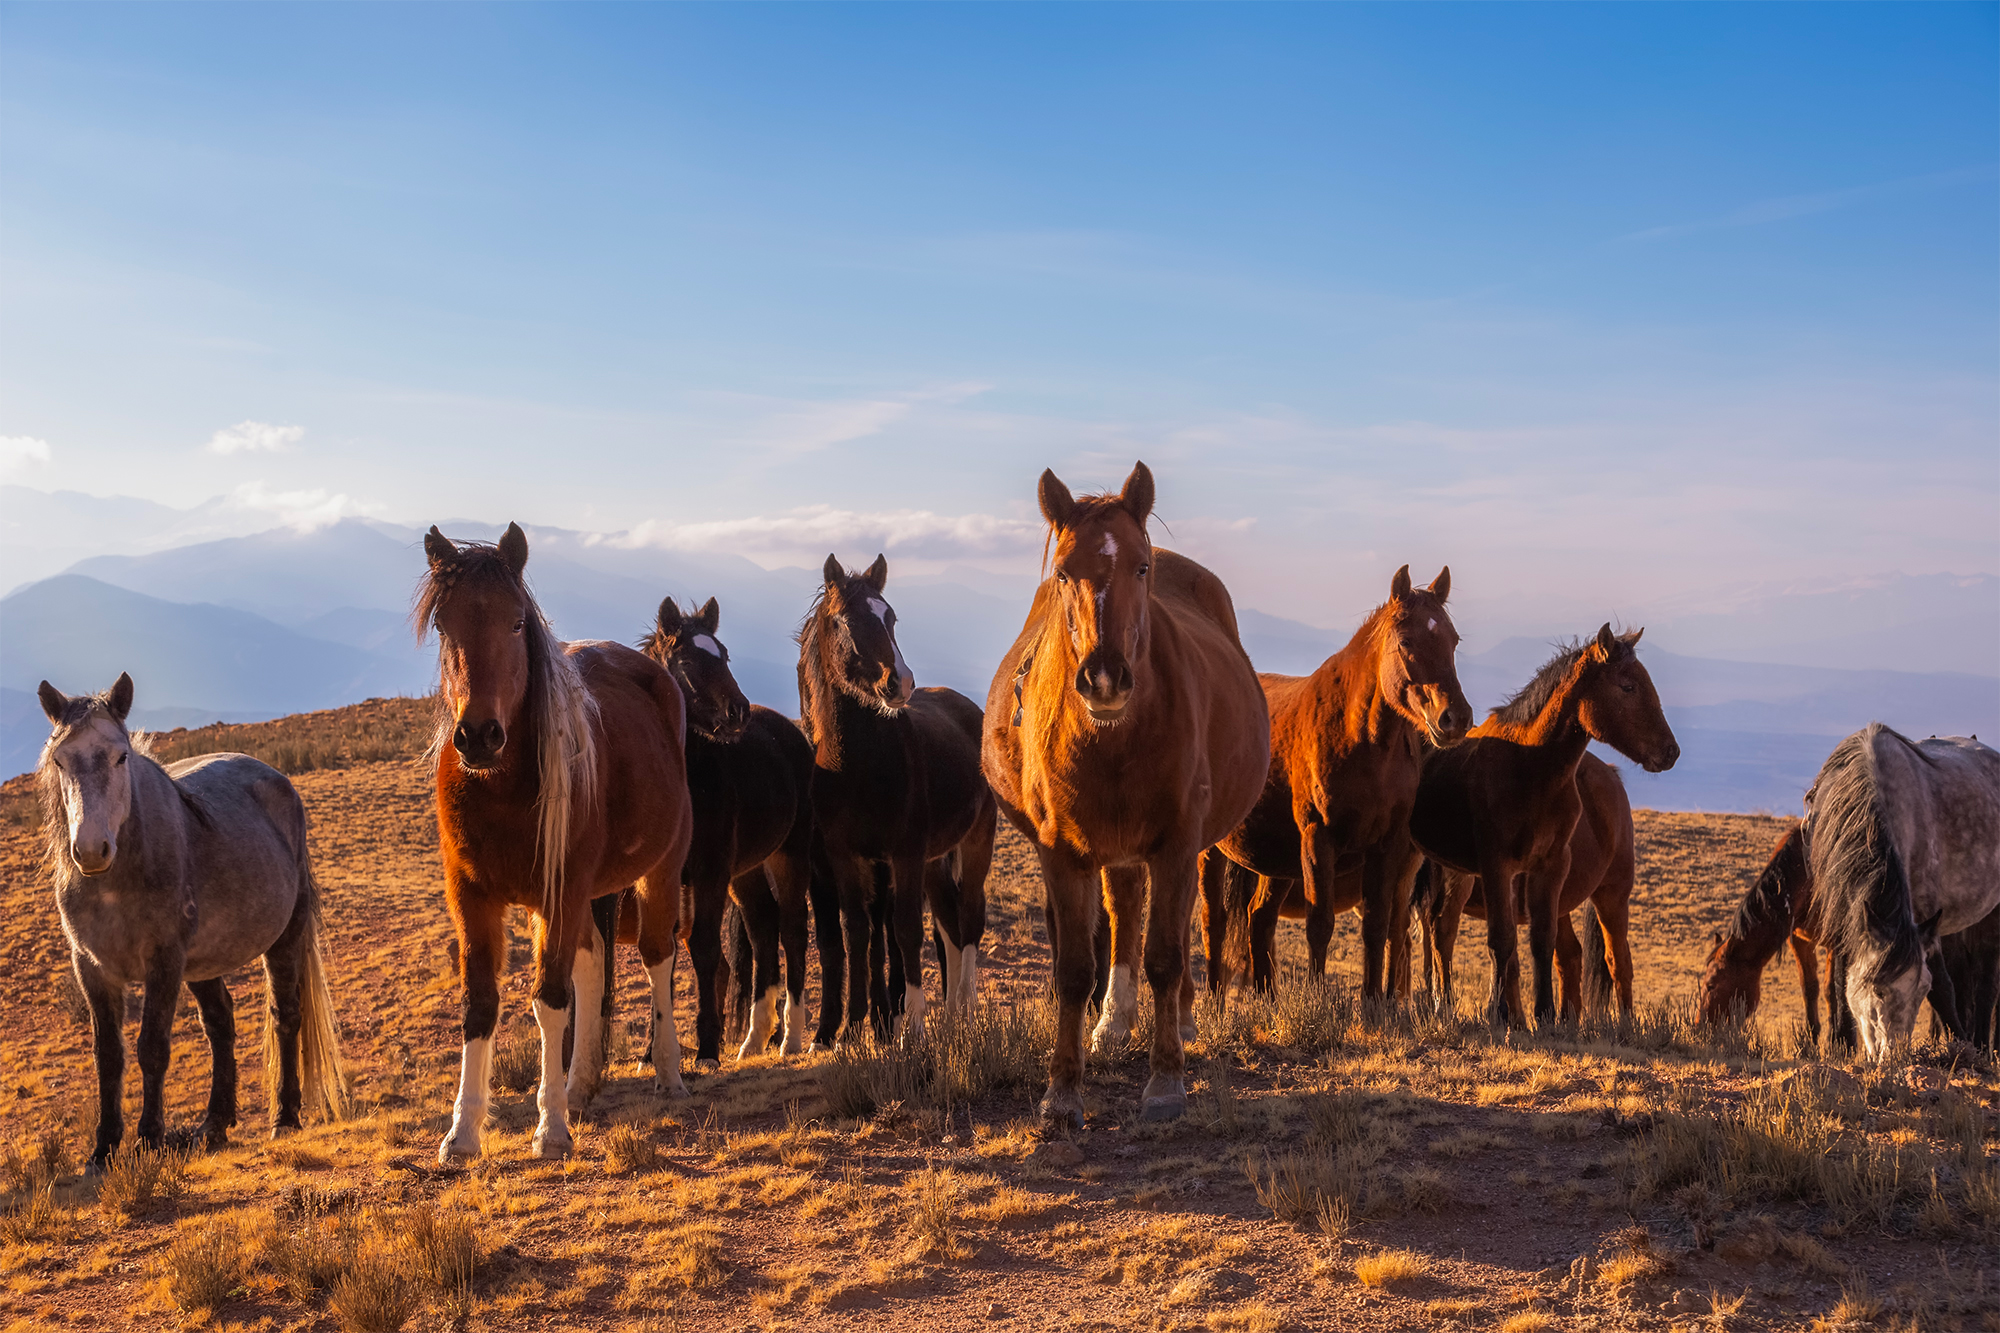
[
  {"left": 869, "top": 597, "right": 916, "bottom": 702},
  {"left": 1427, "top": 618, "right": 1437, "bottom": 632},
  {"left": 52, "top": 718, "right": 134, "bottom": 876},
  {"left": 693, "top": 635, "right": 722, "bottom": 657},
  {"left": 438, "top": 1033, "right": 496, "bottom": 1164},
  {"left": 1100, "top": 533, "right": 1118, "bottom": 559},
  {"left": 647, "top": 957, "right": 688, "bottom": 1096}
]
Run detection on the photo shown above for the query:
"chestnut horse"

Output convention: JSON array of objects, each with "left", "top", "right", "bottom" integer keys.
[
  {"left": 1206, "top": 565, "right": 1471, "bottom": 1000},
  {"left": 983, "top": 462, "right": 1270, "bottom": 1125},
  {"left": 419, "top": 524, "right": 692, "bottom": 1162},
  {"left": 640, "top": 596, "right": 817, "bottom": 1063},
  {"left": 1410, "top": 626, "right": 1679, "bottom": 1028},
  {"left": 1697, "top": 823, "right": 1824, "bottom": 1038},
  {"left": 798, "top": 554, "right": 996, "bottom": 1043}
]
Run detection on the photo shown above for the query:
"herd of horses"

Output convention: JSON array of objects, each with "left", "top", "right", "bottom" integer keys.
[{"left": 30, "top": 461, "right": 2000, "bottom": 1171}]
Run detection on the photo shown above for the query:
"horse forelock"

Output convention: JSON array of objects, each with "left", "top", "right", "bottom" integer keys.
[
  {"left": 1806, "top": 725, "right": 1923, "bottom": 989},
  {"left": 1040, "top": 493, "right": 1151, "bottom": 575}
]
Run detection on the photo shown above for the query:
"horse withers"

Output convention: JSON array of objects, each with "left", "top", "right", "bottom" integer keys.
[
  {"left": 37, "top": 673, "right": 345, "bottom": 1169},
  {"left": 984, "top": 462, "right": 1270, "bottom": 1126},
  {"left": 1803, "top": 725, "right": 2000, "bottom": 1060},
  {"left": 419, "top": 523, "right": 693, "bottom": 1162}
]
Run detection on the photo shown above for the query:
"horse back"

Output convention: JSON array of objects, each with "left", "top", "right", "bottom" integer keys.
[
  {"left": 159, "top": 752, "right": 309, "bottom": 979},
  {"left": 571, "top": 640, "right": 693, "bottom": 888},
  {"left": 1877, "top": 731, "right": 2000, "bottom": 934},
  {"left": 685, "top": 706, "right": 813, "bottom": 882},
  {"left": 1149, "top": 547, "right": 1249, "bottom": 654}
]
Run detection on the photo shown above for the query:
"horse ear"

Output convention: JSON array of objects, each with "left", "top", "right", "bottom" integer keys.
[
  {"left": 497, "top": 522, "right": 529, "bottom": 578},
  {"left": 107, "top": 672, "right": 134, "bottom": 722},
  {"left": 1390, "top": 564, "right": 1413, "bottom": 600},
  {"left": 1593, "top": 622, "right": 1617, "bottom": 658},
  {"left": 863, "top": 554, "right": 889, "bottom": 593},
  {"left": 822, "top": 553, "right": 845, "bottom": 587},
  {"left": 37, "top": 681, "right": 67, "bottom": 724},
  {"left": 1038, "top": 469, "right": 1076, "bottom": 529},
  {"left": 1623, "top": 626, "right": 1645, "bottom": 647},
  {"left": 1119, "top": 461, "right": 1155, "bottom": 526},
  {"left": 1429, "top": 567, "right": 1451, "bottom": 603},
  {"left": 656, "top": 597, "right": 683, "bottom": 636},
  {"left": 424, "top": 525, "right": 458, "bottom": 570},
  {"left": 697, "top": 597, "right": 721, "bottom": 634}
]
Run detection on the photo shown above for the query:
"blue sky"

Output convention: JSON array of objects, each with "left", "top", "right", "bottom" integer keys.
[{"left": 3, "top": 3, "right": 1995, "bottom": 633}]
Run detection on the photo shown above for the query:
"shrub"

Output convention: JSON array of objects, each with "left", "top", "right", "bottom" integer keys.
[
  {"left": 159, "top": 1217, "right": 244, "bottom": 1315},
  {"left": 1352, "top": 1247, "right": 1425, "bottom": 1288},
  {"left": 96, "top": 1143, "right": 190, "bottom": 1220}
]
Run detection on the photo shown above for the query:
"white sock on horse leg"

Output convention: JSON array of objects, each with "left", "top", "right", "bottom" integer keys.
[{"left": 647, "top": 957, "right": 687, "bottom": 1096}]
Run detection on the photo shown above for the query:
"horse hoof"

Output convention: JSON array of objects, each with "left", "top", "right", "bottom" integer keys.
[
  {"left": 654, "top": 1076, "right": 690, "bottom": 1100},
  {"left": 1038, "top": 1089, "right": 1085, "bottom": 1131},
  {"left": 269, "top": 1123, "right": 300, "bottom": 1141},
  {"left": 437, "top": 1138, "right": 480, "bottom": 1168},
  {"left": 531, "top": 1132, "right": 571, "bottom": 1161},
  {"left": 1179, "top": 1021, "right": 1199, "bottom": 1045},
  {"left": 1141, "top": 1093, "right": 1188, "bottom": 1122},
  {"left": 695, "top": 1057, "right": 720, "bottom": 1073}
]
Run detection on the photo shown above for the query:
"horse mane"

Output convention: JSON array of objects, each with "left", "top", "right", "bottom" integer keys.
[
  {"left": 1487, "top": 633, "right": 1637, "bottom": 728},
  {"left": 1805, "top": 724, "right": 1922, "bottom": 988},
  {"left": 795, "top": 583, "right": 848, "bottom": 763},
  {"left": 35, "top": 692, "right": 210, "bottom": 888},
  {"left": 414, "top": 540, "right": 600, "bottom": 921},
  {"left": 1721, "top": 825, "right": 1804, "bottom": 953}
]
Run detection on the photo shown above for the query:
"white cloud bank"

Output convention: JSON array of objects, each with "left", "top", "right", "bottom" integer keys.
[
  {"left": 227, "top": 481, "right": 382, "bottom": 532},
  {"left": 0, "top": 435, "right": 52, "bottom": 477},
  {"left": 207, "top": 420, "right": 304, "bottom": 455},
  {"left": 608, "top": 505, "right": 1042, "bottom": 561}
]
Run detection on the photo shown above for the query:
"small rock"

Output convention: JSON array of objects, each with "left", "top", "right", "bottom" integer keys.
[
  {"left": 1030, "top": 1138, "right": 1085, "bottom": 1169},
  {"left": 985, "top": 1303, "right": 1006, "bottom": 1320}
]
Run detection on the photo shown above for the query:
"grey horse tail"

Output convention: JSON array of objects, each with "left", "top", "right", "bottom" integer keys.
[
  {"left": 1581, "top": 902, "right": 1615, "bottom": 1016},
  {"left": 268, "top": 837, "right": 348, "bottom": 1123}
]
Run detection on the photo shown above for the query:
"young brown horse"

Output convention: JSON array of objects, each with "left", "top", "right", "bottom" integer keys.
[
  {"left": 1207, "top": 565, "right": 1471, "bottom": 1002},
  {"left": 1697, "top": 823, "right": 1823, "bottom": 1038},
  {"left": 798, "top": 554, "right": 996, "bottom": 1043},
  {"left": 639, "top": 596, "right": 817, "bottom": 1063},
  {"left": 1410, "top": 626, "right": 1679, "bottom": 1029},
  {"left": 419, "top": 524, "right": 692, "bottom": 1162},
  {"left": 983, "top": 462, "right": 1270, "bottom": 1125}
]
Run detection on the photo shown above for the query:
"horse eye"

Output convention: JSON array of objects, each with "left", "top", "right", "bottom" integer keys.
[
  {"left": 116, "top": 752, "right": 127, "bottom": 766},
  {"left": 1055, "top": 571, "right": 1069, "bottom": 584},
  {"left": 512, "top": 620, "right": 525, "bottom": 634},
  {"left": 1137, "top": 564, "right": 1150, "bottom": 578},
  {"left": 1620, "top": 681, "right": 1636, "bottom": 694}
]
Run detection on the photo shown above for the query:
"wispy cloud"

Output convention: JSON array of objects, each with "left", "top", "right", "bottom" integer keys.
[
  {"left": 608, "top": 504, "right": 1041, "bottom": 561},
  {"left": 227, "top": 481, "right": 380, "bottom": 531},
  {"left": 0, "top": 435, "right": 52, "bottom": 477},
  {"left": 727, "top": 382, "right": 991, "bottom": 457},
  {"left": 1618, "top": 166, "right": 1995, "bottom": 244},
  {"left": 207, "top": 420, "right": 304, "bottom": 455}
]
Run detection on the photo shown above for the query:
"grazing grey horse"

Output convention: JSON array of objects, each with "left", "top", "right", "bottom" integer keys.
[
  {"left": 1804, "top": 724, "right": 2000, "bottom": 1060},
  {"left": 37, "top": 674, "right": 345, "bottom": 1167}
]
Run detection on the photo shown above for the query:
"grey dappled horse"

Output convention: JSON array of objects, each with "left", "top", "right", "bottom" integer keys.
[
  {"left": 37, "top": 674, "right": 345, "bottom": 1168},
  {"left": 1804, "top": 724, "right": 2000, "bottom": 1060}
]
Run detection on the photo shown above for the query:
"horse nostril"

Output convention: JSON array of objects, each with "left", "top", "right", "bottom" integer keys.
[
  {"left": 1074, "top": 667, "right": 1093, "bottom": 697},
  {"left": 1116, "top": 664, "right": 1133, "bottom": 695}
]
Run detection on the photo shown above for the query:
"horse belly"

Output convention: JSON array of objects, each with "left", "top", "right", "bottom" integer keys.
[{"left": 184, "top": 847, "right": 301, "bottom": 981}]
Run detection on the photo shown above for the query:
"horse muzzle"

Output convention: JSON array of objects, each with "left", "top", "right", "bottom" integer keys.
[
  {"left": 1074, "top": 659, "right": 1134, "bottom": 722},
  {"left": 453, "top": 717, "right": 507, "bottom": 769},
  {"left": 1640, "top": 738, "right": 1681, "bottom": 773},
  {"left": 70, "top": 837, "right": 116, "bottom": 876}
]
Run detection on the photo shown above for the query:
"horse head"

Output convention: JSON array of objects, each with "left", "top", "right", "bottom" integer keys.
[
  {"left": 420, "top": 522, "right": 535, "bottom": 770},
  {"left": 1377, "top": 564, "right": 1472, "bottom": 747},
  {"left": 1574, "top": 624, "right": 1680, "bottom": 773},
  {"left": 37, "top": 673, "right": 138, "bottom": 876},
  {"left": 647, "top": 595, "right": 750, "bottom": 742},
  {"left": 816, "top": 554, "right": 915, "bottom": 713},
  {"left": 1697, "top": 930, "right": 1761, "bottom": 1026},
  {"left": 1037, "top": 460, "right": 1155, "bottom": 724}
]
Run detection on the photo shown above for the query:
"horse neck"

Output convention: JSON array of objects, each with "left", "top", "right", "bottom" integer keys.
[
  {"left": 1312, "top": 612, "right": 1408, "bottom": 748},
  {"left": 1487, "top": 656, "right": 1596, "bottom": 765},
  {"left": 1727, "top": 873, "right": 1800, "bottom": 966}
]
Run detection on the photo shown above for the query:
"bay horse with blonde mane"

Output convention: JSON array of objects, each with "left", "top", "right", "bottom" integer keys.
[
  {"left": 419, "top": 523, "right": 692, "bottom": 1162},
  {"left": 798, "top": 553, "right": 996, "bottom": 1043},
  {"left": 984, "top": 461, "right": 1270, "bottom": 1125},
  {"left": 1205, "top": 564, "right": 1471, "bottom": 1001},
  {"left": 1697, "top": 823, "right": 1824, "bottom": 1037},
  {"left": 1411, "top": 625, "right": 1679, "bottom": 1028}
]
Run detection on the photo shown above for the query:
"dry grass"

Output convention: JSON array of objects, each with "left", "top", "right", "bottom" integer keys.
[
  {"left": 327, "top": 1245, "right": 420, "bottom": 1333},
  {"left": 601, "top": 1123, "right": 666, "bottom": 1176},
  {"left": 1352, "top": 1247, "right": 1426, "bottom": 1288},
  {"left": 95, "top": 1143, "right": 190, "bottom": 1220},
  {"left": 157, "top": 1216, "right": 245, "bottom": 1316},
  {"left": 142, "top": 696, "right": 432, "bottom": 776},
  {"left": 1500, "top": 1314, "right": 1558, "bottom": 1333}
]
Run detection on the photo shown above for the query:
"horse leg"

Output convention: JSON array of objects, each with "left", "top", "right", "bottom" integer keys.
[
  {"left": 1198, "top": 850, "right": 1229, "bottom": 995},
  {"left": 1092, "top": 866, "right": 1147, "bottom": 1052},
  {"left": 529, "top": 901, "right": 590, "bottom": 1159},
  {"left": 1300, "top": 826, "right": 1340, "bottom": 978},
  {"left": 1524, "top": 851, "right": 1570, "bottom": 1029},
  {"left": 134, "top": 951, "right": 186, "bottom": 1150},
  {"left": 187, "top": 978, "right": 238, "bottom": 1150},
  {"left": 439, "top": 888, "right": 506, "bottom": 1164},
  {"left": 867, "top": 864, "right": 896, "bottom": 1039},
  {"left": 827, "top": 856, "right": 875, "bottom": 1045},
  {"left": 922, "top": 856, "right": 963, "bottom": 1013},
  {"left": 565, "top": 908, "right": 608, "bottom": 1114},
  {"left": 891, "top": 854, "right": 930, "bottom": 1043},
  {"left": 1385, "top": 840, "right": 1423, "bottom": 997},
  {"left": 1593, "top": 890, "right": 1636, "bottom": 1018},
  {"left": 1140, "top": 849, "right": 1201, "bottom": 1120},
  {"left": 1480, "top": 859, "right": 1523, "bottom": 1030},
  {"left": 1553, "top": 913, "right": 1582, "bottom": 1022},
  {"left": 808, "top": 839, "right": 845, "bottom": 1051},
  {"left": 1248, "top": 876, "right": 1284, "bottom": 992},
  {"left": 732, "top": 868, "right": 783, "bottom": 1058},
  {"left": 687, "top": 868, "right": 730, "bottom": 1071},
  {"left": 1432, "top": 871, "right": 1471, "bottom": 1016},
  {"left": 78, "top": 960, "right": 125, "bottom": 1170},
  {"left": 1792, "top": 932, "right": 1821, "bottom": 1046},
  {"left": 764, "top": 842, "right": 812, "bottom": 1055},
  {"left": 632, "top": 868, "right": 688, "bottom": 1099},
  {"left": 943, "top": 800, "right": 995, "bottom": 1011},
  {"left": 1037, "top": 847, "right": 1099, "bottom": 1131}
]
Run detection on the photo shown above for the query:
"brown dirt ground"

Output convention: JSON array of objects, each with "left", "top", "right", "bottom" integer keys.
[{"left": 1, "top": 708, "right": 1994, "bottom": 1333}]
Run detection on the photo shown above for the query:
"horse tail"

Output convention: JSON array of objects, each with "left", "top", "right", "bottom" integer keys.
[
  {"left": 1219, "top": 861, "right": 1257, "bottom": 992},
  {"left": 1581, "top": 901, "right": 1614, "bottom": 1016},
  {"left": 722, "top": 897, "right": 753, "bottom": 1047},
  {"left": 271, "top": 844, "right": 347, "bottom": 1124}
]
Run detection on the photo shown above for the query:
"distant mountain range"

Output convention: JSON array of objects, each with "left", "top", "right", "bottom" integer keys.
[{"left": 3, "top": 489, "right": 1993, "bottom": 813}]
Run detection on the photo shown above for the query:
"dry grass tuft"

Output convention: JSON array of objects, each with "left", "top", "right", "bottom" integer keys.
[
  {"left": 404, "top": 1203, "right": 481, "bottom": 1318},
  {"left": 1352, "top": 1247, "right": 1426, "bottom": 1288},
  {"left": 327, "top": 1243, "right": 420, "bottom": 1333},
  {"left": 602, "top": 1123, "right": 667, "bottom": 1176},
  {"left": 96, "top": 1142, "right": 190, "bottom": 1220},
  {"left": 1500, "top": 1314, "right": 1557, "bottom": 1333},
  {"left": 0, "top": 1183, "right": 81, "bottom": 1246},
  {"left": 158, "top": 1216, "right": 245, "bottom": 1315},
  {"left": 262, "top": 1210, "right": 361, "bottom": 1301},
  {"left": 907, "top": 1165, "right": 973, "bottom": 1260}
]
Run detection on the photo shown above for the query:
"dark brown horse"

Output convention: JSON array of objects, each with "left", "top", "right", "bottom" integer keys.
[
  {"left": 1697, "top": 823, "right": 1823, "bottom": 1038},
  {"left": 419, "top": 523, "right": 692, "bottom": 1162},
  {"left": 1206, "top": 565, "right": 1471, "bottom": 999},
  {"left": 639, "top": 596, "right": 817, "bottom": 1063},
  {"left": 1410, "top": 626, "right": 1678, "bottom": 1028},
  {"left": 983, "top": 462, "right": 1270, "bottom": 1125},
  {"left": 799, "top": 554, "right": 996, "bottom": 1043}
]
